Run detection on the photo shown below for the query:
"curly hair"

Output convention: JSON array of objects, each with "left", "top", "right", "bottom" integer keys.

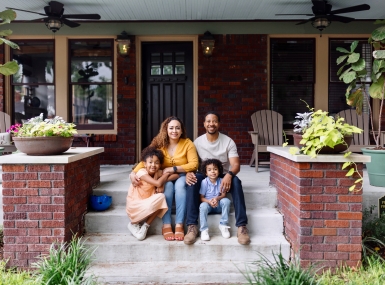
[
  {"left": 150, "top": 116, "right": 187, "bottom": 149},
  {"left": 200, "top": 158, "right": 224, "bottom": 176},
  {"left": 141, "top": 146, "right": 164, "bottom": 164}
]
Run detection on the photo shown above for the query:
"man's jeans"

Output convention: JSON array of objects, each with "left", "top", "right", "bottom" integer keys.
[
  {"left": 186, "top": 173, "right": 248, "bottom": 227},
  {"left": 199, "top": 198, "right": 231, "bottom": 231}
]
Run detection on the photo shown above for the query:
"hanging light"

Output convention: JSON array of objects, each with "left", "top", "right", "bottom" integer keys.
[
  {"left": 201, "top": 31, "right": 215, "bottom": 57},
  {"left": 45, "top": 18, "right": 63, "bottom": 33},
  {"left": 115, "top": 31, "right": 131, "bottom": 57},
  {"left": 311, "top": 17, "right": 330, "bottom": 35}
]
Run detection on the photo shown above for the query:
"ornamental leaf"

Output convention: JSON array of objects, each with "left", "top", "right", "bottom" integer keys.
[
  {"left": 337, "top": 55, "right": 348, "bottom": 65},
  {"left": 342, "top": 71, "right": 357, "bottom": 84},
  {"left": 0, "top": 60, "right": 19, "bottom": 76},
  {"left": 336, "top": 47, "right": 350, "bottom": 53},
  {"left": 342, "top": 162, "right": 351, "bottom": 170},
  {"left": 0, "top": 10, "right": 16, "bottom": 25},
  {"left": 373, "top": 50, "right": 385, "bottom": 59},
  {"left": 369, "top": 75, "right": 385, "bottom": 99},
  {"left": 372, "top": 25, "right": 385, "bottom": 41},
  {"left": 0, "top": 37, "right": 19, "bottom": 49},
  {"left": 347, "top": 53, "right": 360, "bottom": 63},
  {"left": 350, "top": 41, "right": 358, "bottom": 53},
  {"left": 351, "top": 58, "right": 366, "bottom": 71},
  {"left": 346, "top": 168, "right": 355, "bottom": 176}
]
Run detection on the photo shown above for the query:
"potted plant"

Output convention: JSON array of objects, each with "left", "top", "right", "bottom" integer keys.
[
  {"left": 0, "top": 9, "right": 19, "bottom": 76},
  {"left": 336, "top": 20, "right": 385, "bottom": 186},
  {"left": 7, "top": 113, "right": 77, "bottom": 155}
]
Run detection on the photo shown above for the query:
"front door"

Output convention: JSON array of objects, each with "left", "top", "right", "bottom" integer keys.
[{"left": 142, "top": 42, "right": 193, "bottom": 149}]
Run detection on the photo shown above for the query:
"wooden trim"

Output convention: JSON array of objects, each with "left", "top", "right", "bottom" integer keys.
[{"left": 135, "top": 35, "right": 198, "bottom": 160}]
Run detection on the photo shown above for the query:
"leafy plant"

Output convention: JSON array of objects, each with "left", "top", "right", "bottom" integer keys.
[
  {"left": 237, "top": 248, "right": 319, "bottom": 285},
  {"left": 32, "top": 235, "right": 98, "bottom": 285},
  {"left": 362, "top": 205, "right": 385, "bottom": 261},
  {"left": 7, "top": 113, "right": 77, "bottom": 138},
  {"left": 293, "top": 111, "right": 313, "bottom": 134},
  {"left": 336, "top": 20, "right": 385, "bottom": 149},
  {"left": 0, "top": 260, "right": 37, "bottom": 285},
  {"left": 0, "top": 9, "right": 19, "bottom": 76}
]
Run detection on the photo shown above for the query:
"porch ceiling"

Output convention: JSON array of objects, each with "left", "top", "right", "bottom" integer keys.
[{"left": 0, "top": 0, "right": 383, "bottom": 22}]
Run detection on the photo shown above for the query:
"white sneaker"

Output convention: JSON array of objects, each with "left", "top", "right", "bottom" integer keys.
[
  {"left": 127, "top": 222, "right": 141, "bottom": 238},
  {"left": 137, "top": 223, "right": 150, "bottom": 241},
  {"left": 218, "top": 224, "right": 231, "bottom": 239},
  {"left": 201, "top": 229, "right": 210, "bottom": 241}
]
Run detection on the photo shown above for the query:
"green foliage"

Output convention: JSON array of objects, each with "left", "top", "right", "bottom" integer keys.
[
  {"left": 0, "top": 260, "right": 38, "bottom": 285},
  {"left": 238, "top": 248, "right": 319, "bottom": 285},
  {"left": 337, "top": 21, "right": 385, "bottom": 148},
  {"left": 0, "top": 9, "right": 19, "bottom": 76},
  {"left": 32, "top": 235, "right": 98, "bottom": 285},
  {"left": 317, "top": 256, "right": 385, "bottom": 285},
  {"left": 362, "top": 206, "right": 385, "bottom": 260},
  {"left": 9, "top": 114, "right": 77, "bottom": 138}
]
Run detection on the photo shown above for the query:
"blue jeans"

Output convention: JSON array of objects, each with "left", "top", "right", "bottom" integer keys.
[
  {"left": 186, "top": 173, "right": 248, "bottom": 227},
  {"left": 199, "top": 198, "right": 231, "bottom": 231},
  {"left": 162, "top": 175, "right": 186, "bottom": 225}
]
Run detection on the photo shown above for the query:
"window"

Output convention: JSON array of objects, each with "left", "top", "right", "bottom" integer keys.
[
  {"left": 329, "top": 39, "right": 372, "bottom": 115},
  {"left": 11, "top": 40, "right": 55, "bottom": 124},
  {"left": 69, "top": 39, "right": 114, "bottom": 130},
  {"left": 270, "top": 39, "right": 315, "bottom": 129}
]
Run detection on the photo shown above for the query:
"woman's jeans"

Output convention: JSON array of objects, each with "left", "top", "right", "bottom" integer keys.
[
  {"left": 162, "top": 175, "right": 186, "bottom": 225},
  {"left": 199, "top": 198, "right": 231, "bottom": 231}
]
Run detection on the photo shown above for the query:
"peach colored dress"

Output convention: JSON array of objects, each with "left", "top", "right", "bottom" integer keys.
[{"left": 126, "top": 168, "right": 168, "bottom": 223}]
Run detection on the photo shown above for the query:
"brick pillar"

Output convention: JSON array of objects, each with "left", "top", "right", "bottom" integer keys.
[
  {"left": 2, "top": 154, "right": 100, "bottom": 268},
  {"left": 270, "top": 152, "right": 363, "bottom": 269}
]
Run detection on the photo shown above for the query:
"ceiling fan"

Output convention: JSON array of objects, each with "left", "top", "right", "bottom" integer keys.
[
  {"left": 6, "top": 1, "right": 101, "bottom": 33},
  {"left": 276, "top": 0, "right": 370, "bottom": 33}
]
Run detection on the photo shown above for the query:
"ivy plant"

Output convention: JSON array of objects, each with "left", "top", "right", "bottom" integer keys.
[{"left": 0, "top": 9, "right": 19, "bottom": 76}]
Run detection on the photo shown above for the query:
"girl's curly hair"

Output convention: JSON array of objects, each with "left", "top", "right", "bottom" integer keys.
[
  {"left": 200, "top": 158, "right": 224, "bottom": 176},
  {"left": 150, "top": 116, "right": 187, "bottom": 149},
  {"left": 141, "top": 146, "right": 164, "bottom": 164}
]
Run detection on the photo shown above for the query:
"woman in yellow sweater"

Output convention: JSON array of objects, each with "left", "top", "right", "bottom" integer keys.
[{"left": 130, "top": 116, "right": 198, "bottom": 241}]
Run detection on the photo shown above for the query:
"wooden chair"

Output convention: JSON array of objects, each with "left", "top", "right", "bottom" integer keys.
[
  {"left": 336, "top": 109, "right": 371, "bottom": 152},
  {"left": 0, "top": 111, "right": 17, "bottom": 153},
  {"left": 248, "top": 110, "right": 283, "bottom": 172}
]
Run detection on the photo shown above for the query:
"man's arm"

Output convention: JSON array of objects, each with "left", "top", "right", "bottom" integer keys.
[{"left": 220, "top": 156, "right": 240, "bottom": 193}]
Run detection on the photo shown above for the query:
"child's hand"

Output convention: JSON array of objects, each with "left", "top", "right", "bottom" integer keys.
[
  {"left": 210, "top": 198, "right": 218, "bottom": 208},
  {"left": 155, "top": 187, "right": 164, "bottom": 193}
]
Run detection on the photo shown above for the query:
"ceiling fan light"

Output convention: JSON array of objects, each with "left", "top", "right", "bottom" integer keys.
[
  {"left": 45, "top": 19, "right": 62, "bottom": 33},
  {"left": 311, "top": 18, "right": 330, "bottom": 31}
]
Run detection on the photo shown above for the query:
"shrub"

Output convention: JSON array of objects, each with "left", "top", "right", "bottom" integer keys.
[{"left": 0, "top": 260, "right": 37, "bottom": 285}]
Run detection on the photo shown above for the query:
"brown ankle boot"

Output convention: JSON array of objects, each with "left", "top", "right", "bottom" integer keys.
[
  {"left": 237, "top": 226, "right": 251, "bottom": 245},
  {"left": 184, "top": 225, "right": 198, "bottom": 245}
]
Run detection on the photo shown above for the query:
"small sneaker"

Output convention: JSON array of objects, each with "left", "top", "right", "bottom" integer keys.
[
  {"left": 237, "top": 226, "right": 251, "bottom": 245},
  {"left": 184, "top": 224, "right": 199, "bottom": 245},
  {"left": 200, "top": 229, "right": 210, "bottom": 241},
  {"left": 137, "top": 223, "right": 150, "bottom": 241},
  {"left": 218, "top": 224, "right": 231, "bottom": 239},
  {"left": 127, "top": 222, "right": 141, "bottom": 238}
]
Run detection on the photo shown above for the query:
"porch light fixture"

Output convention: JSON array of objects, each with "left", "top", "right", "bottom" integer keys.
[
  {"left": 311, "top": 18, "right": 330, "bottom": 36},
  {"left": 45, "top": 18, "right": 63, "bottom": 33},
  {"left": 201, "top": 31, "right": 215, "bottom": 57},
  {"left": 116, "top": 31, "right": 131, "bottom": 57}
]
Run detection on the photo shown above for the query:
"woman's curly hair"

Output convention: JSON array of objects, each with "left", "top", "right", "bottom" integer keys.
[
  {"left": 141, "top": 146, "right": 164, "bottom": 164},
  {"left": 200, "top": 158, "right": 224, "bottom": 176},
  {"left": 150, "top": 116, "right": 187, "bottom": 149}
]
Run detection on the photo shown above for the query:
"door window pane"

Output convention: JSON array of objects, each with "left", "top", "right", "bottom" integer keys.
[
  {"left": 151, "top": 53, "right": 160, "bottom": 63},
  {"left": 163, "top": 53, "right": 172, "bottom": 63},
  {"left": 151, "top": 65, "right": 161, "bottom": 75},
  {"left": 175, "top": 65, "right": 185, "bottom": 74},
  {"left": 163, "top": 65, "right": 173, "bottom": 75},
  {"left": 175, "top": 52, "right": 185, "bottom": 62}
]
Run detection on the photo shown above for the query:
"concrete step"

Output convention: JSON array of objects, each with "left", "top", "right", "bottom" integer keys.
[
  {"left": 85, "top": 206, "right": 283, "bottom": 236},
  {"left": 85, "top": 233, "right": 290, "bottom": 263},
  {"left": 88, "top": 261, "right": 254, "bottom": 285},
  {"left": 93, "top": 185, "right": 277, "bottom": 210}
]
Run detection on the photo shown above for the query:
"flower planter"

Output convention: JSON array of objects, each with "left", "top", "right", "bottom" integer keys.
[
  {"left": 361, "top": 148, "right": 385, "bottom": 187},
  {"left": 12, "top": 136, "right": 74, "bottom": 155},
  {"left": 293, "top": 133, "right": 353, "bottom": 154}
]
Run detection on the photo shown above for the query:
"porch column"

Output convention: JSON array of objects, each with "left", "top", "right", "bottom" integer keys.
[
  {"left": 268, "top": 146, "right": 370, "bottom": 269},
  {"left": 0, "top": 147, "right": 104, "bottom": 268}
]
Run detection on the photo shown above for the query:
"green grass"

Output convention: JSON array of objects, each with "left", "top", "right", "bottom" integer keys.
[{"left": 0, "top": 260, "right": 37, "bottom": 285}]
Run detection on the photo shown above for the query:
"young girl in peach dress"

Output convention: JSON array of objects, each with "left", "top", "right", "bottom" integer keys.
[{"left": 126, "top": 146, "right": 178, "bottom": 240}]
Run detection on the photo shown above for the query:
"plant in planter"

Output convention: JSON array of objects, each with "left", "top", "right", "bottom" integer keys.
[
  {"left": 336, "top": 20, "right": 385, "bottom": 186},
  {"left": 0, "top": 9, "right": 19, "bottom": 76},
  {"left": 7, "top": 113, "right": 77, "bottom": 155}
]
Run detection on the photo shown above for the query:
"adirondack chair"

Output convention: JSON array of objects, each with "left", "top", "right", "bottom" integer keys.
[
  {"left": 336, "top": 109, "right": 371, "bottom": 152},
  {"left": 248, "top": 110, "right": 283, "bottom": 172},
  {"left": 0, "top": 111, "right": 17, "bottom": 153}
]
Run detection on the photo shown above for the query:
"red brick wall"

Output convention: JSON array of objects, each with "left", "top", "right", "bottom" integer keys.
[
  {"left": 270, "top": 153, "right": 363, "bottom": 269},
  {"left": 2, "top": 155, "right": 100, "bottom": 268},
  {"left": 197, "top": 34, "right": 268, "bottom": 164}
]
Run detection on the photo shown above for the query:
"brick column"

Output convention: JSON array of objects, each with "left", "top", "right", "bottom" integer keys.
[
  {"left": 268, "top": 148, "right": 368, "bottom": 269},
  {"left": 2, "top": 152, "right": 101, "bottom": 268}
]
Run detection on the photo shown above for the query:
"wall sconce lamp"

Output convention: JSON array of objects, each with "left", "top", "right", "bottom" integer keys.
[
  {"left": 116, "top": 31, "right": 131, "bottom": 57},
  {"left": 201, "top": 31, "right": 215, "bottom": 57},
  {"left": 311, "top": 18, "right": 330, "bottom": 36}
]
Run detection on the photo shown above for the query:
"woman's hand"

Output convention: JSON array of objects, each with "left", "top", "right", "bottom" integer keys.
[
  {"left": 186, "top": 172, "right": 197, "bottom": 186},
  {"left": 129, "top": 171, "right": 141, "bottom": 187},
  {"left": 220, "top": 173, "right": 232, "bottom": 193}
]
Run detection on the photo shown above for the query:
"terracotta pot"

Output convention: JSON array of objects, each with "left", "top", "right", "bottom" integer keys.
[
  {"left": 293, "top": 133, "right": 353, "bottom": 154},
  {"left": 12, "top": 136, "right": 74, "bottom": 156}
]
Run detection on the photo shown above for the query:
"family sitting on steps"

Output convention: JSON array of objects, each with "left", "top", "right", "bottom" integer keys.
[{"left": 126, "top": 112, "right": 250, "bottom": 245}]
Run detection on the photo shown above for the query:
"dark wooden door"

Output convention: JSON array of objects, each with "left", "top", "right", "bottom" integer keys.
[{"left": 142, "top": 42, "right": 193, "bottom": 149}]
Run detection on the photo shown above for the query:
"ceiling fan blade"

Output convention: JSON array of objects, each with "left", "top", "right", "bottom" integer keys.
[
  {"left": 49, "top": 1, "right": 65, "bottom": 15},
  {"left": 296, "top": 18, "right": 313, "bottom": 25},
  {"left": 312, "top": 0, "right": 326, "bottom": 12},
  {"left": 63, "top": 14, "right": 101, "bottom": 20},
  {"left": 329, "top": 4, "right": 370, "bottom": 15},
  {"left": 275, "top": 14, "right": 314, "bottom": 16},
  {"left": 328, "top": 15, "right": 354, "bottom": 23},
  {"left": 62, "top": 18, "right": 80, "bottom": 28},
  {"left": 5, "top": 7, "right": 46, "bottom": 17}
]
